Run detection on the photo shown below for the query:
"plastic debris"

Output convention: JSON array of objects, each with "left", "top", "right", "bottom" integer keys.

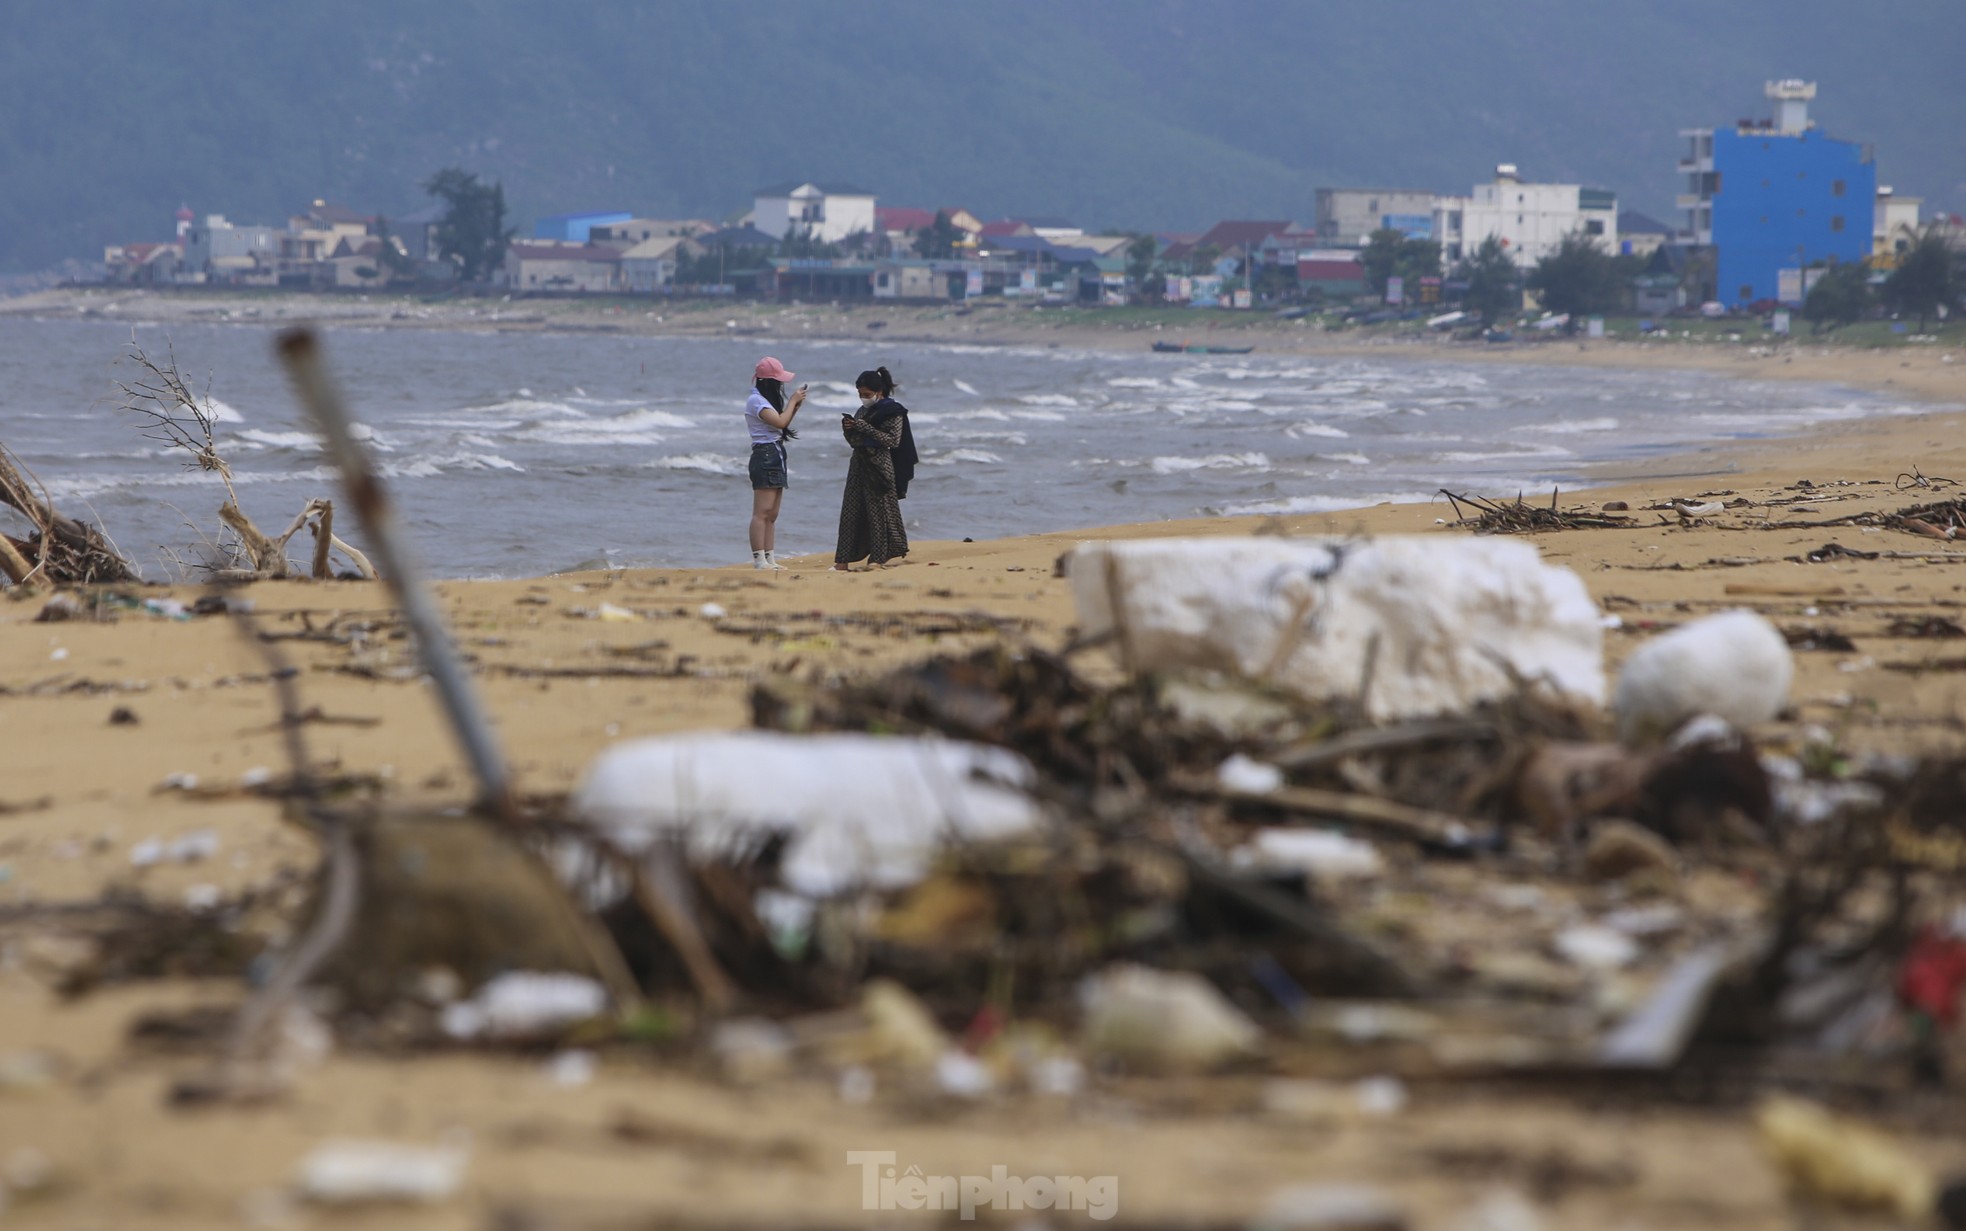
[
  {"left": 1449, "top": 1188, "right": 1546, "bottom": 1231},
  {"left": 541, "top": 1049, "right": 596, "bottom": 1087},
  {"left": 709, "top": 1018, "right": 795, "bottom": 1084},
  {"left": 863, "top": 978, "right": 949, "bottom": 1070},
  {"left": 1236, "top": 829, "right": 1385, "bottom": 881},
  {"left": 295, "top": 1139, "right": 469, "bottom": 1206},
  {"left": 1249, "top": 1182, "right": 1406, "bottom": 1230},
  {"left": 1554, "top": 924, "right": 1639, "bottom": 971},
  {"left": 1757, "top": 1095, "right": 1933, "bottom": 1220},
  {"left": 934, "top": 1049, "right": 996, "bottom": 1099},
  {"left": 698, "top": 602, "right": 727, "bottom": 619},
  {"left": 1079, "top": 963, "right": 1262, "bottom": 1072},
  {"left": 1219, "top": 752, "right": 1285, "bottom": 794},
  {"left": 438, "top": 972, "right": 608, "bottom": 1041},
  {"left": 569, "top": 732, "right": 1041, "bottom": 898},
  {"left": 1068, "top": 536, "right": 1604, "bottom": 722},
  {"left": 1614, "top": 611, "right": 1793, "bottom": 744}
]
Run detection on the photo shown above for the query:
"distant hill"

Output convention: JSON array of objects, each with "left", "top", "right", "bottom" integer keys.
[{"left": 2, "top": 0, "right": 1960, "bottom": 273}]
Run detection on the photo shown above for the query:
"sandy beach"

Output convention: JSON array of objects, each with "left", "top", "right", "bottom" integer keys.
[{"left": 2, "top": 289, "right": 1965, "bottom": 1228}]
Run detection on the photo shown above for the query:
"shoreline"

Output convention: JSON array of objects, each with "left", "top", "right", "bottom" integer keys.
[
  {"left": 5, "top": 284, "right": 1962, "bottom": 408},
  {"left": 3, "top": 286, "right": 1961, "bottom": 559}
]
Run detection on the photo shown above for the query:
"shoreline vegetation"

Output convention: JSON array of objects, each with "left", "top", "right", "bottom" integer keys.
[{"left": 1, "top": 288, "right": 1966, "bottom": 1225}]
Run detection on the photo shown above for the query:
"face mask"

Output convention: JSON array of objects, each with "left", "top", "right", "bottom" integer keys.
[{"left": 859, "top": 393, "right": 878, "bottom": 406}]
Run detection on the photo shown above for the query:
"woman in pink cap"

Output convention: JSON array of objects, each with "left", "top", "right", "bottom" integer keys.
[{"left": 744, "top": 356, "right": 806, "bottom": 569}]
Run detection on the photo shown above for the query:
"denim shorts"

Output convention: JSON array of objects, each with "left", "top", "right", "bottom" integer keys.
[{"left": 749, "top": 441, "right": 787, "bottom": 490}]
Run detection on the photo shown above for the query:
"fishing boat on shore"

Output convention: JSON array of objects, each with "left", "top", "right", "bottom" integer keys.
[{"left": 1151, "top": 341, "right": 1255, "bottom": 355}]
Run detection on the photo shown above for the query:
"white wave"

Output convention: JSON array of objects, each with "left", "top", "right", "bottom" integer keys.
[
  {"left": 1523, "top": 416, "right": 1620, "bottom": 435},
  {"left": 1317, "top": 452, "right": 1373, "bottom": 466},
  {"left": 1150, "top": 452, "right": 1271, "bottom": 475},
  {"left": 1017, "top": 394, "right": 1078, "bottom": 407},
  {"left": 231, "top": 429, "right": 321, "bottom": 451},
  {"left": 43, "top": 465, "right": 340, "bottom": 501},
  {"left": 201, "top": 397, "right": 247, "bottom": 424},
  {"left": 1008, "top": 409, "right": 1066, "bottom": 422},
  {"left": 516, "top": 407, "right": 693, "bottom": 445},
  {"left": 953, "top": 379, "right": 980, "bottom": 396},
  {"left": 1437, "top": 444, "right": 1573, "bottom": 462},
  {"left": 1287, "top": 422, "right": 1350, "bottom": 439},
  {"left": 1206, "top": 399, "right": 1262, "bottom": 412},
  {"left": 920, "top": 448, "right": 1002, "bottom": 466},
  {"left": 1217, "top": 492, "right": 1435, "bottom": 517},
  {"left": 472, "top": 397, "right": 588, "bottom": 419},
  {"left": 1106, "top": 377, "right": 1163, "bottom": 390},
  {"left": 649, "top": 452, "right": 744, "bottom": 476},
  {"left": 967, "top": 408, "right": 1011, "bottom": 421},
  {"left": 954, "top": 430, "right": 1029, "bottom": 445},
  {"left": 382, "top": 451, "right": 525, "bottom": 479}
]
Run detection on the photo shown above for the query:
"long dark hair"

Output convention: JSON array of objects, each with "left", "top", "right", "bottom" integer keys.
[
  {"left": 755, "top": 377, "right": 785, "bottom": 411},
  {"left": 855, "top": 367, "right": 896, "bottom": 398}
]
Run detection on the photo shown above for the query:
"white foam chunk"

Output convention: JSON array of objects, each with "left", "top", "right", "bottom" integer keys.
[
  {"left": 1069, "top": 536, "right": 1605, "bottom": 721},
  {"left": 1613, "top": 610, "right": 1792, "bottom": 744},
  {"left": 570, "top": 732, "right": 1041, "bottom": 898}
]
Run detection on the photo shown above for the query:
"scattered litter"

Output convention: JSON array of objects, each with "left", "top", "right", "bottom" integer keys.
[
  {"left": 438, "top": 972, "right": 608, "bottom": 1041},
  {"left": 698, "top": 602, "right": 727, "bottom": 619},
  {"left": 934, "top": 1049, "right": 995, "bottom": 1098},
  {"left": 1757, "top": 1095, "right": 1932, "bottom": 1220},
  {"left": 1250, "top": 1182, "right": 1406, "bottom": 1230},
  {"left": 1236, "top": 829, "right": 1385, "bottom": 880},
  {"left": 596, "top": 602, "right": 638, "bottom": 622},
  {"left": 1554, "top": 924, "right": 1639, "bottom": 971},
  {"left": 1079, "top": 964, "right": 1262, "bottom": 1072},
  {"left": 1219, "top": 752, "right": 1285, "bottom": 794},
  {"left": 295, "top": 1139, "right": 469, "bottom": 1206},
  {"left": 542, "top": 1049, "right": 597, "bottom": 1087}
]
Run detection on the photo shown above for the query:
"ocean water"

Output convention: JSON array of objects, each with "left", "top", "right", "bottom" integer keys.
[{"left": 0, "top": 316, "right": 1928, "bottom": 578}]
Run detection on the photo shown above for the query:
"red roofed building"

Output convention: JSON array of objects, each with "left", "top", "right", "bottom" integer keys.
[{"left": 876, "top": 206, "right": 937, "bottom": 234}]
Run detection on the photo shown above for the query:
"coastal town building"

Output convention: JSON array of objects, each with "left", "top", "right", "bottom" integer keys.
[
  {"left": 1678, "top": 81, "right": 1876, "bottom": 306},
  {"left": 1617, "top": 211, "right": 1675, "bottom": 259},
  {"left": 618, "top": 236, "right": 685, "bottom": 291},
  {"left": 1315, "top": 189, "right": 1439, "bottom": 247},
  {"left": 1450, "top": 166, "right": 1619, "bottom": 269},
  {"left": 533, "top": 212, "right": 634, "bottom": 243},
  {"left": 1872, "top": 186, "right": 1923, "bottom": 269},
  {"left": 587, "top": 218, "right": 714, "bottom": 247},
  {"left": 751, "top": 182, "right": 876, "bottom": 244},
  {"left": 503, "top": 242, "right": 620, "bottom": 292}
]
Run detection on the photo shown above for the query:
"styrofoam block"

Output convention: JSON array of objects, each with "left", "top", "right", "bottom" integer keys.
[{"left": 1069, "top": 536, "right": 1604, "bottom": 721}]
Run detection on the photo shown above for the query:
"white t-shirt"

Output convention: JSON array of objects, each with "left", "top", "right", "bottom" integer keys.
[{"left": 744, "top": 389, "right": 782, "bottom": 445}]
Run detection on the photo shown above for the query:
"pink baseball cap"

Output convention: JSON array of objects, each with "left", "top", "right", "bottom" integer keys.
[{"left": 754, "top": 356, "right": 795, "bottom": 382}]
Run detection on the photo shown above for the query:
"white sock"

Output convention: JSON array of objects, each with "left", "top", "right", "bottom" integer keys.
[{"left": 752, "top": 550, "right": 771, "bottom": 568}]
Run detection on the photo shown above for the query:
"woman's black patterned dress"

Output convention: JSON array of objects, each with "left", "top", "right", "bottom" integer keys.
[{"left": 834, "top": 399, "right": 911, "bottom": 566}]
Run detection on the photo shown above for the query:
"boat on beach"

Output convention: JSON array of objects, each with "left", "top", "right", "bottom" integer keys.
[{"left": 1151, "top": 341, "right": 1255, "bottom": 355}]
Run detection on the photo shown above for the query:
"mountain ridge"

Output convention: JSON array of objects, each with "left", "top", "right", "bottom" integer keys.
[{"left": 2, "top": 0, "right": 1959, "bottom": 272}]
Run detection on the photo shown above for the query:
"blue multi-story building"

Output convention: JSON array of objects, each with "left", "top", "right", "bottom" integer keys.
[{"left": 1679, "top": 81, "right": 1876, "bottom": 306}]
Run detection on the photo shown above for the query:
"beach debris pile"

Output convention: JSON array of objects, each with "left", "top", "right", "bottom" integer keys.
[{"left": 1437, "top": 487, "right": 1638, "bottom": 534}]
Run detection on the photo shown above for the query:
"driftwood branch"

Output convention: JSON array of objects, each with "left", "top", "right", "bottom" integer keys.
[{"left": 0, "top": 441, "right": 138, "bottom": 583}]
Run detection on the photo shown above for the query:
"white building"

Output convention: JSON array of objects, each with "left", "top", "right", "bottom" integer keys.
[
  {"left": 1315, "top": 188, "right": 1442, "bottom": 247},
  {"left": 1457, "top": 166, "right": 1618, "bottom": 268},
  {"left": 1874, "top": 186, "right": 1923, "bottom": 267},
  {"left": 504, "top": 242, "right": 620, "bottom": 292},
  {"left": 619, "top": 236, "right": 684, "bottom": 291},
  {"left": 751, "top": 182, "right": 877, "bottom": 244}
]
